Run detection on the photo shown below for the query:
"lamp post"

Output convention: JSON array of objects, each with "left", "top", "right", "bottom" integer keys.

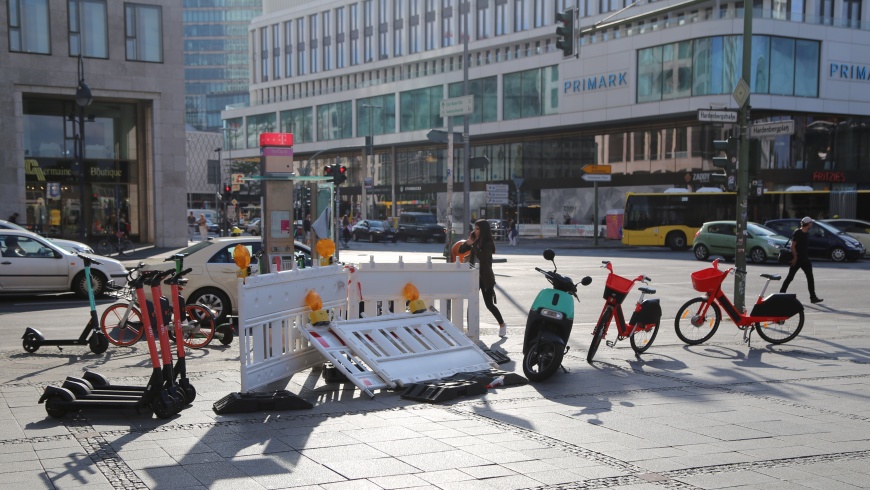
[
  {"left": 361, "top": 103, "right": 382, "bottom": 220},
  {"left": 74, "top": 55, "right": 93, "bottom": 242},
  {"left": 214, "top": 148, "right": 222, "bottom": 230}
]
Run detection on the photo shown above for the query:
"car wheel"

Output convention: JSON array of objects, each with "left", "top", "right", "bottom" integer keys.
[
  {"left": 353, "top": 232, "right": 359, "bottom": 242},
  {"left": 73, "top": 270, "right": 107, "bottom": 298},
  {"left": 188, "top": 288, "right": 231, "bottom": 324},
  {"left": 369, "top": 234, "right": 376, "bottom": 243},
  {"left": 830, "top": 247, "right": 847, "bottom": 262},
  {"left": 749, "top": 247, "right": 768, "bottom": 263},
  {"left": 693, "top": 244, "right": 709, "bottom": 261}
]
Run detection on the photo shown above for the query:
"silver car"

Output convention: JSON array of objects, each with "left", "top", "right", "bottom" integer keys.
[
  {"left": 0, "top": 219, "right": 94, "bottom": 253},
  {"left": 0, "top": 230, "right": 128, "bottom": 297}
]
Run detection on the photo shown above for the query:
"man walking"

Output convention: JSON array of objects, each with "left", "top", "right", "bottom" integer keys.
[
  {"left": 780, "top": 216, "right": 823, "bottom": 304},
  {"left": 187, "top": 211, "right": 196, "bottom": 241}
]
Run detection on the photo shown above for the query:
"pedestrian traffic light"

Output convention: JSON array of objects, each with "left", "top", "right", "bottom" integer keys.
[
  {"left": 711, "top": 137, "right": 739, "bottom": 191},
  {"left": 223, "top": 182, "right": 231, "bottom": 200},
  {"left": 555, "top": 9, "right": 576, "bottom": 58},
  {"left": 324, "top": 164, "right": 348, "bottom": 185}
]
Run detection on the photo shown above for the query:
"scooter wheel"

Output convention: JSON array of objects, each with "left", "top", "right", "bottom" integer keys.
[
  {"left": 183, "top": 384, "right": 197, "bottom": 404},
  {"left": 152, "top": 397, "right": 178, "bottom": 419},
  {"left": 44, "top": 395, "right": 68, "bottom": 419},
  {"left": 217, "top": 324, "right": 234, "bottom": 346},
  {"left": 23, "top": 332, "right": 41, "bottom": 353},
  {"left": 522, "top": 341, "right": 564, "bottom": 382},
  {"left": 89, "top": 333, "right": 109, "bottom": 354}
]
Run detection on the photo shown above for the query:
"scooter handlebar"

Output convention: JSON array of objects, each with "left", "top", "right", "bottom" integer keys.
[
  {"left": 76, "top": 253, "right": 103, "bottom": 267},
  {"left": 164, "top": 268, "right": 193, "bottom": 284}
]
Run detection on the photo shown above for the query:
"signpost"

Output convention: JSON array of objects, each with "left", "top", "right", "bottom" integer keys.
[
  {"left": 580, "top": 164, "right": 612, "bottom": 245},
  {"left": 698, "top": 109, "right": 738, "bottom": 123},
  {"left": 581, "top": 164, "right": 612, "bottom": 174},
  {"left": 485, "top": 184, "right": 509, "bottom": 205},
  {"left": 750, "top": 120, "right": 795, "bottom": 138}
]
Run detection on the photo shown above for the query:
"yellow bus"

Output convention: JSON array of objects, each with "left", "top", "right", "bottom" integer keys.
[{"left": 622, "top": 189, "right": 870, "bottom": 250}]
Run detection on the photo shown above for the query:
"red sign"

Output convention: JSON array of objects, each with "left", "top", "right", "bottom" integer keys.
[
  {"left": 812, "top": 171, "right": 846, "bottom": 183},
  {"left": 259, "top": 132, "right": 294, "bottom": 147}
]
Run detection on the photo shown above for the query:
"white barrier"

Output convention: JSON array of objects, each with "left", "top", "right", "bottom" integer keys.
[{"left": 237, "top": 258, "right": 480, "bottom": 393}]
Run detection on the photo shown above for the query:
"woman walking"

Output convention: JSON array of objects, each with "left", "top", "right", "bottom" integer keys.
[
  {"left": 198, "top": 214, "right": 209, "bottom": 242},
  {"left": 459, "top": 219, "right": 507, "bottom": 337}
]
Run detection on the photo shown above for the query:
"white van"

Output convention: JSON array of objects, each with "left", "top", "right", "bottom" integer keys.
[{"left": 188, "top": 209, "right": 218, "bottom": 222}]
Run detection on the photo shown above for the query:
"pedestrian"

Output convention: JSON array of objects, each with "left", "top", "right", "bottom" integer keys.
[
  {"left": 780, "top": 216, "right": 823, "bottom": 304},
  {"left": 508, "top": 218, "right": 519, "bottom": 246},
  {"left": 187, "top": 211, "right": 196, "bottom": 241},
  {"left": 198, "top": 213, "right": 209, "bottom": 242},
  {"left": 35, "top": 198, "right": 46, "bottom": 234},
  {"left": 303, "top": 213, "right": 312, "bottom": 243},
  {"left": 459, "top": 219, "right": 507, "bottom": 338},
  {"left": 341, "top": 215, "right": 351, "bottom": 246},
  {"left": 7, "top": 212, "right": 19, "bottom": 224}
]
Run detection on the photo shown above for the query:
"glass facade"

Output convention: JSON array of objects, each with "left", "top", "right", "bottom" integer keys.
[
  {"left": 399, "top": 85, "right": 444, "bottom": 132},
  {"left": 317, "top": 101, "right": 353, "bottom": 141},
  {"left": 245, "top": 113, "right": 276, "bottom": 148},
  {"left": 638, "top": 35, "right": 820, "bottom": 102},
  {"left": 125, "top": 3, "right": 163, "bottom": 62},
  {"left": 280, "top": 107, "right": 314, "bottom": 144},
  {"left": 357, "top": 95, "right": 396, "bottom": 137},
  {"left": 183, "top": 0, "right": 261, "bottom": 131},
  {"left": 8, "top": 0, "right": 51, "bottom": 54},
  {"left": 448, "top": 76, "right": 498, "bottom": 125},
  {"left": 22, "top": 98, "right": 140, "bottom": 239},
  {"left": 69, "top": 0, "right": 108, "bottom": 58},
  {"left": 503, "top": 66, "right": 560, "bottom": 120}
]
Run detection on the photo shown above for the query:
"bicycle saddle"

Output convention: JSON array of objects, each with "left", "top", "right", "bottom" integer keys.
[
  {"left": 760, "top": 274, "right": 781, "bottom": 281},
  {"left": 638, "top": 287, "right": 656, "bottom": 295}
]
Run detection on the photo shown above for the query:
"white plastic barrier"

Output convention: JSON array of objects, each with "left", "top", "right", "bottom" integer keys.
[{"left": 237, "top": 258, "right": 480, "bottom": 393}]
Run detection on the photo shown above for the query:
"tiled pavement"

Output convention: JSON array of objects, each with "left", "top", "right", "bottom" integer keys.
[{"left": 2, "top": 311, "right": 870, "bottom": 489}]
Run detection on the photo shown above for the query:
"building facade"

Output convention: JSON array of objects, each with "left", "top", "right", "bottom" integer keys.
[
  {"left": 222, "top": 0, "right": 870, "bottom": 225},
  {"left": 1, "top": 0, "right": 187, "bottom": 247}
]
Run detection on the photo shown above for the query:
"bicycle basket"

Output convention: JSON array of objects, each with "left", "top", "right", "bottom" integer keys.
[
  {"left": 691, "top": 267, "right": 728, "bottom": 293},
  {"left": 603, "top": 273, "right": 634, "bottom": 302}
]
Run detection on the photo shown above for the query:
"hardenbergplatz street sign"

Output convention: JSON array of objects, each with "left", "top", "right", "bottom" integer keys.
[{"left": 750, "top": 120, "right": 795, "bottom": 138}]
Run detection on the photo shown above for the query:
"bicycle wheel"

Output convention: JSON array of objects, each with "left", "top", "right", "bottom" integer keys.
[
  {"left": 96, "top": 239, "right": 112, "bottom": 256},
  {"left": 630, "top": 320, "right": 660, "bottom": 354},
  {"left": 120, "top": 239, "right": 135, "bottom": 255},
  {"left": 755, "top": 310, "right": 804, "bottom": 344},
  {"left": 100, "top": 303, "right": 144, "bottom": 346},
  {"left": 587, "top": 308, "right": 612, "bottom": 363},
  {"left": 675, "top": 298, "right": 721, "bottom": 345},
  {"left": 181, "top": 304, "right": 216, "bottom": 348}
]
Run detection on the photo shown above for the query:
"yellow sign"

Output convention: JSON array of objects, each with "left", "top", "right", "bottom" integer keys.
[{"left": 582, "top": 164, "right": 612, "bottom": 174}]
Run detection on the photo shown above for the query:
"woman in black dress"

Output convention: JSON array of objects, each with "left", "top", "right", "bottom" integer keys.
[{"left": 460, "top": 219, "right": 507, "bottom": 337}]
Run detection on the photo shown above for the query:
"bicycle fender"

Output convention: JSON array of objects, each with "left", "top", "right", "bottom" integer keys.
[
  {"left": 750, "top": 293, "right": 803, "bottom": 318},
  {"left": 628, "top": 299, "right": 662, "bottom": 326},
  {"left": 536, "top": 328, "right": 568, "bottom": 347}
]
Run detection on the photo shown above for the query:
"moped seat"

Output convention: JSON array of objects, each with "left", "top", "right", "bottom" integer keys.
[
  {"left": 760, "top": 274, "right": 781, "bottom": 281},
  {"left": 638, "top": 287, "right": 656, "bottom": 295}
]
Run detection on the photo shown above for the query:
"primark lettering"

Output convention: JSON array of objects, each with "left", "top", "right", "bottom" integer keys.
[
  {"left": 563, "top": 72, "right": 628, "bottom": 93},
  {"left": 829, "top": 63, "right": 869, "bottom": 80}
]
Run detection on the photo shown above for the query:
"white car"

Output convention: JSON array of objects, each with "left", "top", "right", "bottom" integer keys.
[
  {"left": 0, "top": 230, "right": 128, "bottom": 297},
  {"left": 823, "top": 219, "right": 870, "bottom": 256},
  {"left": 143, "top": 237, "right": 311, "bottom": 323},
  {"left": 0, "top": 219, "right": 94, "bottom": 253}
]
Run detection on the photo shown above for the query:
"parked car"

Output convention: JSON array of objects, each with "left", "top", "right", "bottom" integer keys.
[
  {"left": 822, "top": 218, "right": 870, "bottom": 256},
  {"left": 0, "top": 229, "right": 128, "bottom": 297},
  {"left": 244, "top": 218, "right": 261, "bottom": 236},
  {"left": 143, "top": 237, "right": 311, "bottom": 323},
  {"left": 206, "top": 218, "right": 219, "bottom": 234},
  {"left": 692, "top": 221, "right": 789, "bottom": 263},
  {"left": 352, "top": 220, "right": 397, "bottom": 243},
  {"left": 764, "top": 218, "right": 865, "bottom": 262},
  {"left": 0, "top": 219, "right": 94, "bottom": 253},
  {"left": 396, "top": 212, "right": 447, "bottom": 243}
]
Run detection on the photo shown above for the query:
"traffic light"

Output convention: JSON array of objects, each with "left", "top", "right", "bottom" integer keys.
[
  {"left": 222, "top": 182, "right": 231, "bottom": 200},
  {"left": 711, "top": 137, "right": 739, "bottom": 191},
  {"left": 324, "top": 164, "right": 347, "bottom": 185},
  {"left": 555, "top": 9, "right": 576, "bottom": 58}
]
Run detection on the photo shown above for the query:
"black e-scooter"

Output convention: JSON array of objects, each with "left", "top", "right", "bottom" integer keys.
[
  {"left": 22, "top": 254, "right": 110, "bottom": 354},
  {"left": 39, "top": 270, "right": 181, "bottom": 419}
]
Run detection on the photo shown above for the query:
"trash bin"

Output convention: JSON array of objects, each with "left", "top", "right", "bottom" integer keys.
[{"left": 606, "top": 209, "right": 624, "bottom": 240}]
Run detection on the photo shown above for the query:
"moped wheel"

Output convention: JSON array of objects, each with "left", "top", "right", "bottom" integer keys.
[
  {"left": 675, "top": 298, "right": 721, "bottom": 345},
  {"left": 587, "top": 309, "right": 612, "bottom": 363},
  {"left": 522, "top": 341, "right": 563, "bottom": 382},
  {"left": 755, "top": 310, "right": 804, "bottom": 344},
  {"left": 630, "top": 320, "right": 660, "bottom": 354},
  {"left": 89, "top": 333, "right": 109, "bottom": 354},
  {"left": 23, "top": 332, "right": 41, "bottom": 353},
  {"left": 100, "top": 304, "right": 144, "bottom": 346}
]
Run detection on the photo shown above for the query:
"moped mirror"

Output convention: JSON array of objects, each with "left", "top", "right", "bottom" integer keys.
[
  {"left": 581, "top": 276, "right": 592, "bottom": 286},
  {"left": 543, "top": 249, "right": 555, "bottom": 261}
]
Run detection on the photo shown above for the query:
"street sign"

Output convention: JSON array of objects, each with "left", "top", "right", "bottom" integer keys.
[
  {"left": 581, "top": 174, "right": 611, "bottom": 182},
  {"left": 486, "top": 197, "right": 509, "bottom": 205},
  {"left": 750, "top": 120, "right": 795, "bottom": 138},
  {"left": 486, "top": 184, "right": 509, "bottom": 192},
  {"left": 732, "top": 79, "right": 750, "bottom": 108},
  {"left": 513, "top": 177, "right": 524, "bottom": 190},
  {"left": 581, "top": 164, "right": 612, "bottom": 174},
  {"left": 439, "top": 95, "right": 474, "bottom": 118},
  {"left": 486, "top": 191, "right": 509, "bottom": 199},
  {"left": 697, "top": 109, "right": 738, "bottom": 123},
  {"left": 232, "top": 173, "right": 244, "bottom": 184}
]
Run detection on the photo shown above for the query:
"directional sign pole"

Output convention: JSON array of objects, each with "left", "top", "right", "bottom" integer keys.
[
  {"left": 734, "top": 0, "right": 753, "bottom": 312},
  {"left": 593, "top": 180, "right": 600, "bottom": 246}
]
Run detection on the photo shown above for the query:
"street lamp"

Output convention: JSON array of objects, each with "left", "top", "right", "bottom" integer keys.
[
  {"left": 361, "top": 103, "right": 382, "bottom": 220},
  {"left": 74, "top": 55, "right": 93, "bottom": 242},
  {"left": 214, "top": 148, "right": 222, "bottom": 235}
]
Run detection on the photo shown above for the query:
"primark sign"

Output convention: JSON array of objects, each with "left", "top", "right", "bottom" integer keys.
[
  {"left": 829, "top": 62, "right": 869, "bottom": 80},
  {"left": 563, "top": 71, "right": 628, "bottom": 93}
]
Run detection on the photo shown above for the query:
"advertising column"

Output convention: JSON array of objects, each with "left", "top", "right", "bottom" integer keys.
[{"left": 260, "top": 133, "right": 296, "bottom": 271}]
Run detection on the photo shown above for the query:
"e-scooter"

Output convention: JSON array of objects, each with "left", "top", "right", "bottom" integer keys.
[
  {"left": 522, "top": 249, "right": 592, "bottom": 382},
  {"left": 23, "top": 254, "right": 110, "bottom": 354},
  {"left": 38, "top": 269, "right": 181, "bottom": 419}
]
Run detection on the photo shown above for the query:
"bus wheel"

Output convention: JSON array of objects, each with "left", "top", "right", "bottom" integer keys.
[{"left": 666, "top": 231, "right": 688, "bottom": 251}]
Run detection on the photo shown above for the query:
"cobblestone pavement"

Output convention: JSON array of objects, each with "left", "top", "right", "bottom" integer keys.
[{"left": 2, "top": 307, "right": 869, "bottom": 489}]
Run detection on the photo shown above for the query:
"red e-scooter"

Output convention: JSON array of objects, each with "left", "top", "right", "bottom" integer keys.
[{"left": 39, "top": 269, "right": 181, "bottom": 419}]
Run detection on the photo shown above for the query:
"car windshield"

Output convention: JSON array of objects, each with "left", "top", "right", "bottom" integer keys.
[
  {"left": 369, "top": 221, "right": 385, "bottom": 229},
  {"left": 747, "top": 223, "right": 780, "bottom": 237},
  {"left": 814, "top": 221, "right": 844, "bottom": 235},
  {"left": 416, "top": 215, "right": 437, "bottom": 224},
  {"left": 177, "top": 241, "right": 214, "bottom": 255}
]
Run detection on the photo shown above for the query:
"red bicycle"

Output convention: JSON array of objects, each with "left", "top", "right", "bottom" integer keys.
[
  {"left": 587, "top": 261, "right": 661, "bottom": 362},
  {"left": 674, "top": 259, "right": 805, "bottom": 345}
]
